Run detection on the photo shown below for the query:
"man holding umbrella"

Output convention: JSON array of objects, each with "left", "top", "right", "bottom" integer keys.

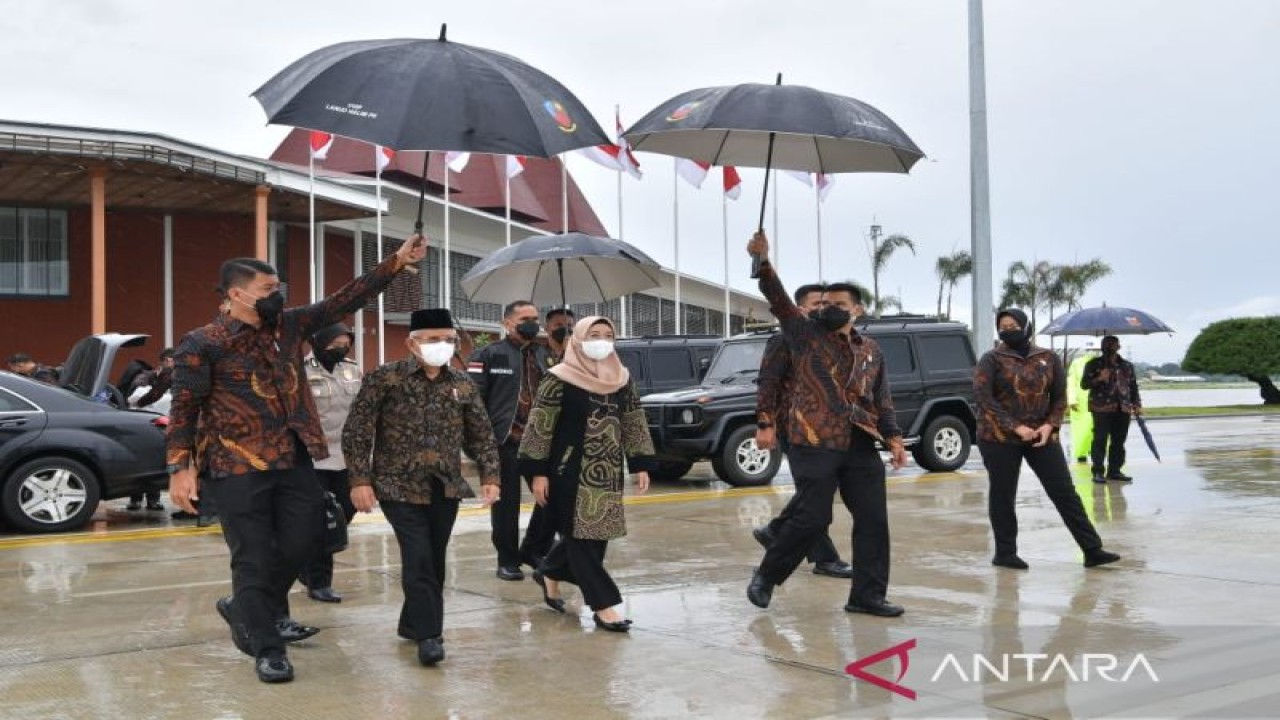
[
  {"left": 744, "top": 232, "right": 907, "bottom": 617},
  {"left": 468, "top": 301, "right": 553, "bottom": 580},
  {"left": 1082, "top": 336, "right": 1142, "bottom": 483}
]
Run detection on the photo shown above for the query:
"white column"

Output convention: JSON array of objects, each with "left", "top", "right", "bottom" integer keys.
[
  {"left": 352, "top": 227, "right": 365, "bottom": 371},
  {"left": 969, "top": 0, "right": 995, "bottom": 352}
]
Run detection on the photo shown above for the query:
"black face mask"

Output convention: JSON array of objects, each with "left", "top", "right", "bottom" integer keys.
[
  {"left": 999, "top": 328, "right": 1030, "bottom": 349},
  {"left": 315, "top": 347, "right": 349, "bottom": 373},
  {"left": 550, "top": 326, "right": 569, "bottom": 344},
  {"left": 809, "top": 306, "right": 852, "bottom": 332},
  {"left": 253, "top": 292, "right": 285, "bottom": 327},
  {"left": 515, "top": 321, "right": 540, "bottom": 341}
]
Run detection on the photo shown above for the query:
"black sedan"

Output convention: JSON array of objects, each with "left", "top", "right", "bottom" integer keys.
[{"left": 0, "top": 335, "right": 169, "bottom": 533}]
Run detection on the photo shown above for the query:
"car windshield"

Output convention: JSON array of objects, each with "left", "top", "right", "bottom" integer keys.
[{"left": 703, "top": 339, "right": 767, "bottom": 385}]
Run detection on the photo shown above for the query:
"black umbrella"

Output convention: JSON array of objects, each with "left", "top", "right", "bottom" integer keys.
[
  {"left": 253, "top": 24, "right": 611, "bottom": 231},
  {"left": 1042, "top": 306, "right": 1175, "bottom": 336},
  {"left": 460, "top": 233, "right": 663, "bottom": 308},
  {"left": 1134, "top": 414, "right": 1161, "bottom": 462},
  {"left": 623, "top": 74, "right": 924, "bottom": 276}
]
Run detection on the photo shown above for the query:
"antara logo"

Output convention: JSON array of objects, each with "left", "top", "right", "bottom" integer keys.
[{"left": 845, "top": 639, "right": 917, "bottom": 700}]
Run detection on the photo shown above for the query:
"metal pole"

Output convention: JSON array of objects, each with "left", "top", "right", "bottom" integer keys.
[
  {"left": 672, "top": 158, "right": 682, "bottom": 335},
  {"left": 969, "top": 0, "right": 995, "bottom": 352},
  {"left": 723, "top": 184, "right": 731, "bottom": 338},
  {"left": 352, "top": 227, "right": 364, "bottom": 371},
  {"left": 815, "top": 180, "right": 824, "bottom": 280},
  {"left": 309, "top": 153, "right": 318, "bottom": 302},
  {"left": 771, "top": 169, "right": 780, "bottom": 272},
  {"left": 561, "top": 157, "right": 569, "bottom": 233},
  {"left": 616, "top": 141, "right": 628, "bottom": 335},
  {"left": 375, "top": 146, "right": 386, "bottom": 365},
  {"left": 444, "top": 159, "right": 452, "bottom": 310},
  {"left": 505, "top": 167, "right": 512, "bottom": 247}
]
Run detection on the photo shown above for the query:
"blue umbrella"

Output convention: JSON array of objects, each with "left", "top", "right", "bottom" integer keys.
[{"left": 1042, "top": 306, "right": 1174, "bottom": 336}]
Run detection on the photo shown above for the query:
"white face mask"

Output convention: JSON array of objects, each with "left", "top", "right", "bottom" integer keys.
[
  {"left": 581, "top": 339, "right": 615, "bottom": 361},
  {"left": 418, "top": 341, "right": 455, "bottom": 367}
]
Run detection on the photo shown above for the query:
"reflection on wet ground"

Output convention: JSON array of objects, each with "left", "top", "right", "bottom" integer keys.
[{"left": 2, "top": 417, "right": 1279, "bottom": 718}]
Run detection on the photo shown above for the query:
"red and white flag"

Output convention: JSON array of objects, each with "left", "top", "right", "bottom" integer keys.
[
  {"left": 723, "top": 166, "right": 742, "bottom": 200},
  {"left": 445, "top": 151, "right": 471, "bottom": 173},
  {"left": 309, "top": 131, "right": 334, "bottom": 161},
  {"left": 615, "top": 111, "right": 642, "bottom": 180},
  {"left": 505, "top": 155, "right": 527, "bottom": 179},
  {"left": 816, "top": 173, "right": 835, "bottom": 201},
  {"left": 375, "top": 146, "right": 394, "bottom": 172},
  {"left": 578, "top": 144, "right": 625, "bottom": 172},
  {"left": 676, "top": 158, "right": 710, "bottom": 188}
]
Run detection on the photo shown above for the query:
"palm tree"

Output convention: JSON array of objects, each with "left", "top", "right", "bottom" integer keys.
[
  {"left": 999, "top": 260, "right": 1054, "bottom": 331},
  {"left": 1058, "top": 259, "right": 1112, "bottom": 310},
  {"left": 934, "top": 251, "right": 973, "bottom": 320},
  {"left": 870, "top": 232, "right": 915, "bottom": 317}
]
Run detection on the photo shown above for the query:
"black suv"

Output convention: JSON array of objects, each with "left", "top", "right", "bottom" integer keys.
[
  {"left": 640, "top": 318, "right": 978, "bottom": 486},
  {"left": 615, "top": 335, "right": 723, "bottom": 397}
]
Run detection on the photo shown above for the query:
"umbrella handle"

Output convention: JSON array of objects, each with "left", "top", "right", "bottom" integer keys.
[{"left": 750, "top": 131, "right": 778, "bottom": 279}]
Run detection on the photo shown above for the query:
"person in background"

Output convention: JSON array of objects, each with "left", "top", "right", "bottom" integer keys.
[
  {"left": 1066, "top": 341, "right": 1099, "bottom": 464},
  {"left": 298, "top": 324, "right": 361, "bottom": 603},
  {"left": 467, "top": 301, "right": 553, "bottom": 581},
  {"left": 1083, "top": 335, "right": 1142, "bottom": 483},
  {"left": 342, "top": 308, "right": 501, "bottom": 666},
  {"left": 974, "top": 309, "right": 1122, "bottom": 571},
  {"left": 753, "top": 282, "right": 854, "bottom": 580},
  {"left": 519, "top": 316, "right": 653, "bottom": 631},
  {"left": 7, "top": 352, "right": 58, "bottom": 384}
]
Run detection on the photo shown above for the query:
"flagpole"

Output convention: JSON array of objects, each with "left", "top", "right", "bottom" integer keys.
[
  {"left": 309, "top": 152, "right": 318, "bottom": 303},
  {"left": 352, "top": 227, "right": 364, "bottom": 370},
  {"left": 672, "top": 158, "right": 682, "bottom": 335},
  {"left": 375, "top": 146, "right": 386, "bottom": 366},
  {"left": 444, "top": 154, "right": 452, "bottom": 310},
  {"left": 561, "top": 156, "right": 569, "bottom": 233},
  {"left": 815, "top": 180, "right": 824, "bottom": 280},
  {"left": 504, "top": 166, "right": 512, "bottom": 247},
  {"left": 722, "top": 184, "right": 731, "bottom": 338},
  {"left": 771, "top": 168, "right": 780, "bottom": 272},
  {"left": 617, "top": 160, "right": 628, "bottom": 336}
]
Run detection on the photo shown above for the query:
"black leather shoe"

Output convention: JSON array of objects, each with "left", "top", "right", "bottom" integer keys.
[
  {"left": 1091, "top": 471, "right": 1107, "bottom": 484},
  {"left": 747, "top": 571, "right": 774, "bottom": 609},
  {"left": 532, "top": 570, "right": 566, "bottom": 614},
  {"left": 844, "top": 599, "right": 905, "bottom": 617},
  {"left": 813, "top": 561, "right": 854, "bottom": 579},
  {"left": 592, "top": 614, "right": 632, "bottom": 633},
  {"left": 255, "top": 653, "right": 294, "bottom": 683},
  {"left": 752, "top": 526, "right": 776, "bottom": 550},
  {"left": 307, "top": 587, "right": 342, "bottom": 603},
  {"left": 1084, "top": 548, "right": 1122, "bottom": 568},
  {"left": 1106, "top": 473, "right": 1133, "bottom": 482},
  {"left": 417, "top": 638, "right": 446, "bottom": 666},
  {"left": 992, "top": 555, "right": 1029, "bottom": 570},
  {"left": 171, "top": 510, "right": 197, "bottom": 520},
  {"left": 276, "top": 618, "right": 320, "bottom": 643},
  {"left": 125, "top": 500, "right": 142, "bottom": 511},
  {"left": 146, "top": 501, "right": 165, "bottom": 511},
  {"left": 496, "top": 566, "right": 525, "bottom": 581},
  {"left": 215, "top": 596, "right": 253, "bottom": 657}
]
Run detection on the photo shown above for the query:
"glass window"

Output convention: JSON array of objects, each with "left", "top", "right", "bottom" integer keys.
[
  {"left": 0, "top": 388, "right": 38, "bottom": 412},
  {"left": 878, "top": 336, "right": 915, "bottom": 376},
  {"left": 918, "top": 335, "right": 974, "bottom": 373},
  {"left": 649, "top": 349, "right": 693, "bottom": 382},
  {"left": 618, "top": 350, "right": 645, "bottom": 380},
  {"left": 704, "top": 340, "right": 766, "bottom": 384},
  {"left": 0, "top": 207, "right": 69, "bottom": 296}
]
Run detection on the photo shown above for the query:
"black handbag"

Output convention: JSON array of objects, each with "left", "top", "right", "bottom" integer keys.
[{"left": 321, "top": 491, "right": 349, "bottom": 554}]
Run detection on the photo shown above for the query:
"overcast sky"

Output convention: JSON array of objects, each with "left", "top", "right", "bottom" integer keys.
[{"left": 3, "top": 0, "right": 1276, "bottom": 362}]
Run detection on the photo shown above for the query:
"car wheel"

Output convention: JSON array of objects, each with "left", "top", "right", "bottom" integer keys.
[
  {"left": 711, "top": 425, "right": 781, "bottom": 487},
  {"left": 651, "top": 461, "right": 694, "bottom": 482},
  {"left": 912, "top": 415, "right": 971, "bottom": 472},
  {"left": 1, "top": 457, "right": 102, "bottom": 533}
]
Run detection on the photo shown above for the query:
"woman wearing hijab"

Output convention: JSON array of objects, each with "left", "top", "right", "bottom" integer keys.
[
  {"left": 518, "top": 316, "right": 654, "bottom": 632},
  {"left": 973, "top": 309, "right": 1122, "bottom": 571}
]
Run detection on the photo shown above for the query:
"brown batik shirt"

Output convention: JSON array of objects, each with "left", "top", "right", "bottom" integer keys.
[
  {"left": 1082, "top": 355, "right": 1142, "bottom": 413},
  {"left": 342, "top": 359, "right": 500, "bottom": 504},
  {"left": 165, "top": 254, "right": 403, "bottom": 476},
  {"left": 973, "top": 344, "right": 1068, "bottom": 444},
  {"left": 757, "top": 262, "right": 903, "bottom": 452},
  {"left": 508, "top": 338, "right": 542, "bottom": 443},
  {"left": 755, "top": 333, "right": 792, "bottom": 430}
]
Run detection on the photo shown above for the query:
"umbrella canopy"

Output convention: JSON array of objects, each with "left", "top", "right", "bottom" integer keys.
[
  {"left": 253, "top": 27, "right": 611, "bottom": 156},
  {"left": 460, "top": 233, "right": 663, "bottom": 307},
  {"left": 622, "top": 81, "right": 924, "bottom": 173},
  {"left": 1042, "top": 306, "right": 1174, "bottom": 336},
  {"left": 1134, "top": 414, "right": 1161, "bottom": 462}
]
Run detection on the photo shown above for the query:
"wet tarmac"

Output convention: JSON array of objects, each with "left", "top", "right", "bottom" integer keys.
[{"left": 2, "top": 416, "right": 1279, "bottom": 719}]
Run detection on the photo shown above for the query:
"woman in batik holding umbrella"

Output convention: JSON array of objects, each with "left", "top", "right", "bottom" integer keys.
[{"left": 518, "top": 316, "right": 653, "bottom": 632}]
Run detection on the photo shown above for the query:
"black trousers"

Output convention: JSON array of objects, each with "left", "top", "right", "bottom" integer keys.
[
  {"left": 210, "top": 438, "right": 323, "bottom": 656},
  {"left": 980, "top": 441, "right": 1103, "bottom": 558},
  {"left": 298, "top": 469, "right": 356, "bottom": 589},
  {"left": 766, "top": 493, "right": 842, "bottom": 564},
  {"left": 539, "top": 469, "right": 622, "bottom": 611},
  {"left": 1090, "top": 412, "right": 1131, "bottom": 476},
  {"left": 758, "top": 432, "right": 889, "bottom": 606},
  {"left": 381, "top": 482, "right": 460, "bottom": 641},
  {"left": 520, "top": 502, "right": 557, "bottom": 568},
  {"left": 491, "top": 441, "right": 526, "bottom": 568}
]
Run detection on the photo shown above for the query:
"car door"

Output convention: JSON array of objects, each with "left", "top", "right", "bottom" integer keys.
[
  {"left": 915, "top": 333, "right": 978, "bottom": 407},
  {"left": 0, "top": 384, "right": 47, "bottom": 459},
  {"left": 876, "top": 335, "right": 923, "bottom": 433}
]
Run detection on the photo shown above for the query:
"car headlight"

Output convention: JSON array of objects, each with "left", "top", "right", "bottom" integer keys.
[{"left": 680, "top": 408, "right": 696, "bottom": 425}]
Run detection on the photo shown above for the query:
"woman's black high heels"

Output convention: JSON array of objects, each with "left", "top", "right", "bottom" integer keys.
[
  {"left": 592, "top": 613, "right": 632, "bottom": 633},
  {"left": 532, "top": 570, "right": 566, "bottom": 614}
]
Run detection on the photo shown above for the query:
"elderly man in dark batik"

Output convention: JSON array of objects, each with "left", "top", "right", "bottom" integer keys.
[
  {"left": 1082, "top": 335, "right": 1143, "bottom": 483},
  {"left": 974, "top": 309, "right": 1121, "bottom": 571},
  {"left": 166, "top": 233, "right": 426, "bottom": 684},
  {"left": 342, "top": 308, "right": 500, "bottom": 667}
]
